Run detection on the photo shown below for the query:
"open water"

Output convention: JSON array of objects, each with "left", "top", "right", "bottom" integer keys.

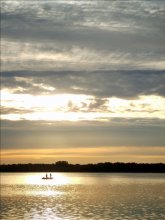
[{"left": 0, "top": 172, "right": 165, "bottom": 220}]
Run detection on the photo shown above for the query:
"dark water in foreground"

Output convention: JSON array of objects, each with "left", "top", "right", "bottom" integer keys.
[{"left": 1, "top": 173, "right": 165, "bottom": 220}]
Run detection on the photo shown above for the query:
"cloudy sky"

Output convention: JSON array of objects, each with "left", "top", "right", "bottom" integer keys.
[{"left": 1, "top": 0, "right": 165, "bottom": 164}]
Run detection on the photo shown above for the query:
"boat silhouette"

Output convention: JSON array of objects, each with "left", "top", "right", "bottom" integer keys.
[{"left": 42, "top": 173, "right": 53, "bottom": 180}]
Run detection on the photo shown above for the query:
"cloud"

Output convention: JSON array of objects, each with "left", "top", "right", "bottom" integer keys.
[
  {"left": 1, "top": 91, "right": 165, "bottom": 121},
  {"left": 2, "top": 39, "right": 165, "bottom": 72},
  {"left": 1, "top": 0, "right": 165, "bottom": 163},
  {"left": 1, "top": 107, "right": 34, "bottom": 115},
  {"left": 2, "top": 70, "right": 165, "bottom": 98},
  {"left": 1, "top": 1, "right": 165, "bottom": 71},
  {"left": 1, "top": 119, "right": 165, "bottom": 151}
]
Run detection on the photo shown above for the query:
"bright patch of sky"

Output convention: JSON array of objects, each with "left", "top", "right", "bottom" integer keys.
[
  {"left": 1, "top": 0, "right": 165, "bottom": 163},
  {"left": 1, "top": 89, "right": 165, "bottom": 121}
]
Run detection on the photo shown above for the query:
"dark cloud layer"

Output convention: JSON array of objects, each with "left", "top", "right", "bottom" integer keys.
[
  {"left": 1, "top": 119, "right": 165, "bottom": 150},
  {"left": 2, "top": 18, "right": 164, "bottom": 54},
  {"left": 2, "top": 70, "right": 165, "bottom": 98},
  {"left": 1, "top": 0, "right": 165, "bottom": 71}
]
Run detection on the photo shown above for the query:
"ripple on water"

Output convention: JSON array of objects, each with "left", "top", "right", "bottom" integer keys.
[{"left": 1, "top": 176, "right": 165, "bottom": 220}]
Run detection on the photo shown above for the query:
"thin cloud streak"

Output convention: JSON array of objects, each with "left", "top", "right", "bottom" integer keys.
[{"left": 1, "top": 146, "right": 165, "bottom": 164}]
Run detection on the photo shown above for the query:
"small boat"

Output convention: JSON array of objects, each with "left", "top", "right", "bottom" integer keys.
[{"left": 42, "top": 173, "right": 53, "bottom": 180}]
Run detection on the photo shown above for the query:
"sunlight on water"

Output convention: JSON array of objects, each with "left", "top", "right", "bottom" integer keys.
[
  {"left": 1, "top": 173, "right": 165, "bottom": 220},
  {"left": 26, "top": 173, "right": 70, "bottom": 185},
  {"left": 1, "top": 173, "right": 73, "bottom": 185}
]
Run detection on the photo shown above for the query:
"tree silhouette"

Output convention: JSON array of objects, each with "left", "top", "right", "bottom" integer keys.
[{"left": 0, "top": 161, "right": 165, "bottom": 173}]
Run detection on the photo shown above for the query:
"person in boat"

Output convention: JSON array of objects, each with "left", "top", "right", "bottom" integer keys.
[{"left": 42, "top": 173, "right": 53, "bottom": 179}]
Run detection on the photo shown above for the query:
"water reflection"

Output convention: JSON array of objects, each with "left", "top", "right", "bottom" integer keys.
[
  {"left": 2, "top": 172, "right": 165, "bottom": 186},
  {"left": 1, "top": 173, "right": 72, "bottom": 185},
  {"left": 26, "top": 173, "right": 70, "bottom": 185},
  {"left": 1, "top": 173, "right": 165, "bottom": 220}
]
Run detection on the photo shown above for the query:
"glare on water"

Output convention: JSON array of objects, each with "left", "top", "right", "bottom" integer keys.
[
  {"left": 1, "top": 173, "right": 165, "bottom": 220},
  {"left": 26, "top": 173, "right": 70, "bottom": 185}
]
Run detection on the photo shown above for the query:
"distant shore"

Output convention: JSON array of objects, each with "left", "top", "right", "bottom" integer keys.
[{"left": 1, "top": 161, "right": 165, "bottom": 173}]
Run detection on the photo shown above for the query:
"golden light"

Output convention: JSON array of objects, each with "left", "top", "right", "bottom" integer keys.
[
  {"left": 1, "top": 89, "right": 90, "bottom": 110},
  {"left": 108, "top": 95, "right": 165, "bottom": 119},
  {"left": 53, "top": 173, "right": 70, "bottom": 185},
  {"left": 25, "top": 173, "right": 70, "bottom": 186},
  {"left": 1, "top": 89, "right": 165, "bottom": 121}
]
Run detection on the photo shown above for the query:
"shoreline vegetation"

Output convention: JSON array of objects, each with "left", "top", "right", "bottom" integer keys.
[{"left": 0, "top": 161, "right": 165, "bottom": 173}]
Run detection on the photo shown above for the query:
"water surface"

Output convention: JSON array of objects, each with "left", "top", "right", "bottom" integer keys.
[{"left": 1, "top": 173, "right": 165, "bottom": 220}]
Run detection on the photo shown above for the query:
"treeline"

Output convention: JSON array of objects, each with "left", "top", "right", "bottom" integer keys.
[{"left": 0, "top": 161, "right": 165, "bottom": 173}]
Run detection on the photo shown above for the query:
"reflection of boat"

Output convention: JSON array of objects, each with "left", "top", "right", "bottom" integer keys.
[{"left": 42, "top": 173, "right": 53, "bottom": 180}]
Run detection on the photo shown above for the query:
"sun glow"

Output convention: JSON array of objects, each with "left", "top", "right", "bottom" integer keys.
[
  {"left": 2, "top": 147, "right": 165, "bottom": 164},
  {"left": 25, "top": 173, "right": 70, "bottom": 186},
  {"left": 1, "top": 89, "right": 91, "bottom": 110},
  {"left": 1, "top": 89, "right": 165, "bottom": 121}
]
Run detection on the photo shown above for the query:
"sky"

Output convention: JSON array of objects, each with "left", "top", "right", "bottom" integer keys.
[{"left": 1, "top": 0, "right": 165, "bottom": 164}]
